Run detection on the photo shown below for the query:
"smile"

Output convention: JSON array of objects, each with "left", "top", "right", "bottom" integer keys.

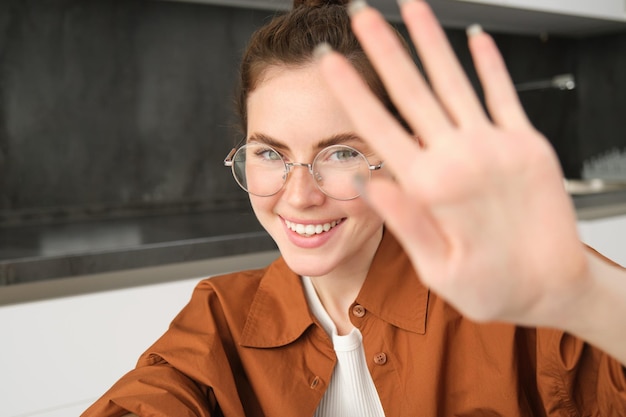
[{"left": 284, "top": 219, "right": 343, "bottom": 237}]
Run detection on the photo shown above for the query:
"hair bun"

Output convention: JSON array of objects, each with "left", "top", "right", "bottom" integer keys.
[{"left": 293, "top": 0, "right": 349, "bottom": 7}]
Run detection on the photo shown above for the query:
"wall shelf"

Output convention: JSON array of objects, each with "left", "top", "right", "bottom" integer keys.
[{"left": 160, "top": 0, "right": 626, "bottom": 37}]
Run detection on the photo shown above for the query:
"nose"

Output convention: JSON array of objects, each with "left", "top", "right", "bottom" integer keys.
[{"left": 283, "top": 164, "right": 326, "bottom": 208}]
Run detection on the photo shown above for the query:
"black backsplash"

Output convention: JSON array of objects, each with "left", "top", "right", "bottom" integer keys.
[
  {"left": 576, "top": 32, "right": 626, "bottom": 177},
  {"left": 1, "top": 0, "right": 625, "bottom": 226}
]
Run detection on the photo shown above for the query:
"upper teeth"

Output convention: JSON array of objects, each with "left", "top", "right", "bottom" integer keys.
[{"left": 285, "top": 219, "right": 340, "bottom": 236}]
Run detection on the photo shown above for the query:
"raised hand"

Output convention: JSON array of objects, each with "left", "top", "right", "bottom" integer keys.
[{"left": 316, "top": 0, "right": 595, "bottom": 329}]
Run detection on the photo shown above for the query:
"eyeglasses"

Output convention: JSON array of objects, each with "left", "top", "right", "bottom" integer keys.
[{"left": 224, "top": 142, "right": 384, "bottom": 200}]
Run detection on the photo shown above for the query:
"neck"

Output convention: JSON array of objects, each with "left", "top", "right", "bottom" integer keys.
[
  {"left": 309, "top": 229, "right": 382, "bottom": 335},
  {"left": 311, "top": 274, "right": 365, "bottom": 336}
]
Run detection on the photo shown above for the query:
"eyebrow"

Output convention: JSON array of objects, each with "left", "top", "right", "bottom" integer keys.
[{"left": 247, "top": 132, "right": 364, "bottom": 151}]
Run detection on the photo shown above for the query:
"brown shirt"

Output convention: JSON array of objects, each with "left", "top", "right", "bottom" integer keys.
[{"left": 82, "top": 231, "right": 626, "bottom": 417}]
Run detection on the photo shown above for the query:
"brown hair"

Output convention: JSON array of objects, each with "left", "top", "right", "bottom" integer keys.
[{"left": 235, "top": 0, "right": 404, "bottom": 136}]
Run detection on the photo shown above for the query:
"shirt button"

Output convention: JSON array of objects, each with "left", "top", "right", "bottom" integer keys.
[
  {"left": 373, "top": 352, "right": 387, "bottom": 365},
  {"left": 310, "top": 376, "right": 321, "bottom": 389},
  {"left": 352, "top": 304, "right": 366, "bottom": 318}
]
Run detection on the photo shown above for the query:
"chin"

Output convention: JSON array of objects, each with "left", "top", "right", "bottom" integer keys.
[{"left": 281, "top": 252, "right": 336, "bottom": 278}]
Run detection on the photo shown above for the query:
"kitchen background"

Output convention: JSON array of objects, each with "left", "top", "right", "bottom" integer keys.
[
  {"left": 0, "top": 0, "right": 625, "bottom": 416},
  {"left": 1, "top": 0, "right": 625, "bottom": 229}
]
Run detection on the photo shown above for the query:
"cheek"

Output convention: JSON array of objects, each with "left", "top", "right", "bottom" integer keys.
[
  {"left": 348, "top": 199, "right": 384, "bottom": 226},
  {"left": 249, "top": 195, "right": 264, "bottom": 215},
  {"left": 249, "top": 195, "right": 275, "bottom": 226},
  {"left": 374, "top": 166, "right": 394, "bottom": 182}
]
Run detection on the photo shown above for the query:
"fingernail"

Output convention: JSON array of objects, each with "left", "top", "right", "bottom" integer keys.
[
  {"left": 466, "top": 23, "right": 483, "bottom": 37},
  {"left": 313, "top": 42, "right": 333, "bottom": 60},
  {"left": 347, "top": 0, "right": 368, "bottom": 17},
  {"left": 353, "top": 174, "right": 369, "bottom": 201}
]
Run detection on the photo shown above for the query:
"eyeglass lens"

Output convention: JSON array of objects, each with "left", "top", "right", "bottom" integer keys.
[{"left": 230, "top": 142, "right": 371, "bottom": 200}]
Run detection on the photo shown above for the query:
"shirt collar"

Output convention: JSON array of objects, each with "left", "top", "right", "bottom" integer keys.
[
  {"left": 240, "top": 256, "right": 314, "bottom": 348},
  {"left": 240, "top": 230, "right": 429, "bottom": 348},
  {"left": 355, "top": 229, "right": 429, "bottom": 335}
]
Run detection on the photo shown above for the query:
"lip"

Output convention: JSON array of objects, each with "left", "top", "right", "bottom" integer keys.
[{"left": 281, "top": 216, "right": 345, "bottom": 249}]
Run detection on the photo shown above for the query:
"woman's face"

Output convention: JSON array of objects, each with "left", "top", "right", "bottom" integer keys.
[{"left": 245, "top": 64, "right": 386, "bottom": 279}]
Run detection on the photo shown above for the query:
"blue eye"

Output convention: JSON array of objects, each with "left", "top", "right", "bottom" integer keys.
[
  {"left": 254, "top": 147, "right": 282, "bottom": 161},
  {"left": 329, "top": 148, "right": 359, "bottom": 161}
]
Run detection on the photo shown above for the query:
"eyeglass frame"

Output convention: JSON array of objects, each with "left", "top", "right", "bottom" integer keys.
[{"left": 223, "top": 140, "right": 384, "bottom": 200}]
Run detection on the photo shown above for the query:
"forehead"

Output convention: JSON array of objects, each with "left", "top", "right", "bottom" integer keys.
[{"left": 246, "top": 64, "right": 355, "bottom": 150}]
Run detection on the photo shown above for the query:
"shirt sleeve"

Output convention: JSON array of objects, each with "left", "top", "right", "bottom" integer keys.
[
  {"left": 81, "top": 279, "right": 244, "bottom": 417},
  {"left": 597, "top": 352, "right": 626, "bottom": 415},
  {"left": 80, "top": 359, "right": 216, "bottom": 417},
  {"left": 536, "top": 329, "right": 626, "bottom": 416}
]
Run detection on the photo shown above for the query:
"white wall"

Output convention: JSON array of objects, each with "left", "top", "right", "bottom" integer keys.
[
  {"left": 578, "top": 214, "right": 626, "bottom": 266},
  {"left": 0, "top": 278, "right": 199, "bottom": 417},
  {"left": 0, "top": 251, "right": 279, "bottom": 417}
]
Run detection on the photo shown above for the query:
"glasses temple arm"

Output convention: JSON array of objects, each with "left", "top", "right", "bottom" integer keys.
[
  {"left": 224, "top": 148, "right": 237, "bottom": 167},
  {"left": 369, "top": 161, "right": 384, "bottom": 171}
]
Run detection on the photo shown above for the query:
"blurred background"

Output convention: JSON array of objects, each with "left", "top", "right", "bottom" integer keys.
[
  {"left": 0, "top": 0, "right": 625, "bottom": 416},
  {"left": 1, "top": 0, "right": 625, "bottom": 230}
]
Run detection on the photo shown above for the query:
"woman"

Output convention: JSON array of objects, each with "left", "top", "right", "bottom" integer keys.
[{"left": 82, "top": 0, "right": 626, "bottom": 416}]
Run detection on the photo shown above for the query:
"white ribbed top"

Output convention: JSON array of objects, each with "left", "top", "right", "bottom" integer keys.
[{"left": 302, "top": 276, "right": 386, "bottom": 417}]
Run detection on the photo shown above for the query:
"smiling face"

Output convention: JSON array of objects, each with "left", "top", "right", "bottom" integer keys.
[{"left": 245, "top": 64, "right": 385, "bottom": 279}]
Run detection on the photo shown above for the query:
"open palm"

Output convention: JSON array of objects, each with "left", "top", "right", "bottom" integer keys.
[{"left": 319, "top": 1, "right": 589, "bottom": 327}]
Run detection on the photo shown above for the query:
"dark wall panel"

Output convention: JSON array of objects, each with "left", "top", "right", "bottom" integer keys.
[
  {"left": 1, "top": 0, "right": 625, "bottom": 227},
  {"left": 0, "top": 0, "right": 264, "bottom": 224}
]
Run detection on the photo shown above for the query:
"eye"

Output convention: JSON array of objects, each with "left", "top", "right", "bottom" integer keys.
[
  {"left": 253, "top": 146, "right": 282, "bottom": 161},
  {"left": 329, "top": 147, "right": 360, "bottom": 162}
]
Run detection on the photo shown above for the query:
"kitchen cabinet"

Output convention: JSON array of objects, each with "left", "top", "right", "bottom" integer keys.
[
  {"left": 456, "top": 0, "right": 625, "bottom": 21},
  {"left": 0, "top": 251, "right": 278, "bottom": 417},
  {"left": 403, "top": 0, "right": 626, "bottom": 36},
  {"left": 578, "top": 213, "right": 626, "bottom": 266},
  {"left": 161, "top": 0, "right": 626, "bottom": 36}
]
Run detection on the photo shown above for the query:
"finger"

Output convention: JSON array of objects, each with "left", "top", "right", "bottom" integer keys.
[
  {"left": 348, "top": 3, "right": 453, "bottom": 142},
  {"left": 399, "top": 0, "right": 488, "bottom": 129},
  {"left": 467, "top": 26, "right": 531, "bottom": 130},
  {"left": 317, "top": 47, "right": 421, "bottom": 182},
  {"left": 365, "top": 177, "right": 447, "bottom": 280}
]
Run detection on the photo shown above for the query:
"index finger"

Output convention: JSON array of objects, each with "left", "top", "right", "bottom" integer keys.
[
  {"left": 317, "top": 46, "right": 422, "bottom": 181},
  {"left": 347, "top": 3, "right": 455, "bottom": 142}
]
